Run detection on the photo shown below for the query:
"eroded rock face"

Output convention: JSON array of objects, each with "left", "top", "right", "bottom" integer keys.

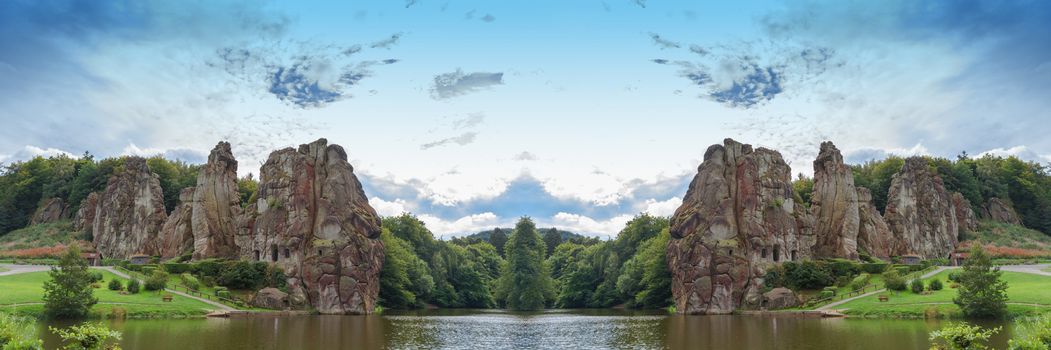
[
  {"left": 668, "top": 139, "right": 812, "bottom": 315},
  {"left": 158, "top": 188, "right": 195, "bottom": 258},
  {"left": 884, "top": 157, "right": 958, "bottom": 259},
  {"left": 73, "top": 193, "right": 98, "bottom": 233},
  {"left": 856, "top": 187, "right": 895, "bottom": 259},
  {"left": 92, "top": 157, "right": 168, "bottom": 259},
  {"left": 241, "top": 138, "right": 383, "bottom": 314},
  {"left": 191, "top": 142, "right": 243, "bottom": 259},
  {"left": 810, "top": 142, "right": 860, "bottom": 259},
  {"left": 982, "top": 197, "right": 1022, "bottom": 225},
  {"left": 952, "top": 193, "right": 979, "bottom": 233},
  {"left": 252, "top": 287, "right": 290, "bottom": 310},
  {"left": 762, "top": 287, "right": 800, "bottom": 310},
  {"left": 30, "top": 198, "right": 68, "bottom": 225}
]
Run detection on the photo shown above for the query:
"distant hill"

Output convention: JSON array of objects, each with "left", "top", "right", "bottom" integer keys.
[{"left": 467, "top": 228, "right": 585, "bottom": 241}]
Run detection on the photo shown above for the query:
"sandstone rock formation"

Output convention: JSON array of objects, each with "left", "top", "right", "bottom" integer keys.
[
  {"left": 92, "top": 157, "right": 168, "bottom": 259},
  {"left": 668, "top": 139, "right": 813, "bottom": 315},
  {"left": 762, "top": 287, "right": 800, "bottom": 309},
  {"left": 30, "top": 197, "right": 68, "bottom": 225},
  {"left": 158, "top": 188, "right": 195, "bottom": 258},
  {"left": 883, "top": 157, "right": 958, "bottom": 259},
  {"left": 191, "top": 142, "right": 243, "bottom": 260},
  {"left": 952, "top": 192, "right": 979, "bottom": 232},
  {"left": 252, "top": 287, "right": 290, "bottom": 310},
  {"left": 73, "top": 193, "right": 98, "bottom": 233},
  {"left": 982, "top": 197, "right": 1022, "bottom": 225},
  {"left": 241, "top": 138, "right": 384, "bottom": 314},
  {"left": 810, "top": 142, "right": 860, "bottom": 259},
  {"left": 856, "top": 187, "right": 895, "bottom": 259}
]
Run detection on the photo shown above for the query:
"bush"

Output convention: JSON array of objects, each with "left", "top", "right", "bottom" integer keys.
[
  {"left": 1008, "top": 315, "right": 1051, "bottom": 350},
  {"left": 192, "top": 259, "right": 225, "bottom": 279},
  {"left": 850, "top": 274, "right": 871, "bottom": 291},
  {"left": 947, "top": 271, "right": 961, "bottom": 282},
  {"left": 827, "top": 259, "right": 860, "bottom": 278},
  {"left": 929, "top": 278, "right": 944, "bottom": 291},
  {"left": 180, "top": 273, "right": 200, "bottom": 290},
  {"left": 51, "top": 322, "right": 122, "bottom": 350},
  {"left": 127, "top": 279, "right": 141, "bottom": 294},
  {"left": 783, "top": 261, "right": 834, "bottom": 290},
  {"left": 265, "top": 265, "right": 287, "bottom": 291},
  {"left": 928, "top": 322, "right": 999, "bottom": 350},
  {"left": 107, "top": 279, "right": 122, "bottom": 291},
  {"left": 90, "top": 271, "right": 104, "bottom": 283},
  {"left": 200, "top": 276, "right": 216, "bottom": 288},
  {"left": 218, "top": 261, "right": 266, "bottom": 290},
  {"left": 144, "top": 270, "right": 168, "bottom": 291},
  {"left": 883, "top": 271, "right": 907, "bottom": 291},
  {"left": 763, "top": 266, "right": 785, "bottom": 289},
  {"left": 910, "top": 279, "right": 924, "bottom": 293},
  {"left": 927, "top": 258, "right": 950, "bottom": 266},
  {"left": 213, "top": 286, "right": 228, "bottom": 296},
  {"left": 216, "top": 290, "right": 232, "bottom": 299},
  {"left": 861, "top": 262, "right": 889, "bottom": 274},
  {"left": 162, "top": 262, "right": 192, "bottom": 274},
  {"left": 835, "top": 275, "right": 852, "bottom": 288},
  {"left": 0, "top": 313, "right": 44, "bottom": 349}
]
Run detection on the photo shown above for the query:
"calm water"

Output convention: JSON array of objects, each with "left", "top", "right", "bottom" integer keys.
[{"left": 38, "top": 309, "right": 1016, "bottom": 350}]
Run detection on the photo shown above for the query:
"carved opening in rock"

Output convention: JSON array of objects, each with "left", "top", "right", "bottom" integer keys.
[
  {"left": 791, "top": 250, "right": 797, "bottom": 261},
  {"left": 761, "top": 249, "right": 768, "bottom": 259},
  {"left": 284, "top": 248, "right": 290, "bottom": 259},
  {"left": 254, "top": 250, "right": 260, "bottom": 261},
  {"left": 728, "top": 249, "right": 733, "bottom": 256},
  {"left": 271, "top": 245, "right": 278, "bottom": 262},
  {"left": 773, "top": 245, "right": 781, "bottom": 262}
]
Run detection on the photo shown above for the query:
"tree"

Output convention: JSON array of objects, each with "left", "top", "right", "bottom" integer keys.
[
  {"left": 236, "top": 174, "right": 258, "bottom": 207},
  {"left": 43, "top": 245, "right": 98, "bottom": 319},
  {"left": 496, "top": 217, "right": 553, "bottom": 310},
  {"left": 489, "top": 229, "right": 508, "bottom": 258},
  {"left": 928, "top": 322, "right": 1000, "bottom": 350},
  {"left": 793, "top": 174, "right": 815, "bottom": 207},
  {"left": 954, "top": 245, "right": 1009, "bottom": 318},
  {"left": 542, "top": 229, "right": 561, "bottom": 258},
  {"left": 379, "top": 228, "right": 434, "bottom": 309}
]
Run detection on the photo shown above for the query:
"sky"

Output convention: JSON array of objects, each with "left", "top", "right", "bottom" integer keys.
[{"left": 2, "top": 0, "right": 1050, "bottom": 239}]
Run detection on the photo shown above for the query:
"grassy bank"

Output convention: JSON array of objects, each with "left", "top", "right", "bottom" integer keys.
[
  {"left": 836, "top": 270, "right": 1051, "bottom": 319},
  {"left": 0, "top": 270, "right": 220, "bottom": 319}
]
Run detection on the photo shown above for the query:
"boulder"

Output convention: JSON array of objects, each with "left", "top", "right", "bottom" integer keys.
[
  {"left": 810, "top": 142, "right": 860, "bottom": 259},
  {"left": 158, "top": 188, "right": 195, "bottom": 258},
  {"left": 73, "top": 193, "right": 98, "bottom": 233},
  {"left": 191, "top": 142, "right": 243, "bottom": 259},
  {"left": 883, "top": 157, "right": 959, "bottom": 259},
  {"left": 241, "top": 138, "right": 383, "bottom": 314},
  {"left": 252, "top": 287, "right": 290, "bottom": 310},
  {"left": 762, "top": 287, "right": 800, "bottom": 309},
  {"left": 982, "top": 197, "right": 1022, "bottom": 226},
  {"left": 92, "top": 157, "right": 168, "bottom": 259},
  {"left": 856, "top": 187, "right": 895, "bottom": 259},
  {"left": 952, "top": 192, "right": 979, "bottom": 232},
  {"left": 668, "top": 139, "right": 813, "bottom": 314},
  {"left": 30, "top": 197, "right": 68, "bottom": 225}
]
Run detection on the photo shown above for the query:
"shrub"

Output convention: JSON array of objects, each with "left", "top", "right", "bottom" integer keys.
[
  {"left": 861, "top": 262, "right": 889, "bottom": 274},
  {"left": 216, "top": 290, "right": 232, "bottom": 299},
  {"left": 90, "top": 271, "right": 104, "bottom": 283},
  {"left": 218, "top": 261, "right": 266, "bottom": 290},
  {"left": 214, "top": 286, "right": 228, "bottom": 296},
  {"left": 144, "top": 270, "right": 168, "bottom": 291},
  {"left": 883, "top": 270, "right": 907, "bottom": 291},
  {"left": 0, "top": 313, "right": 44, "bottom": 349},
  {"left": 835, "top": 275, "right": 852, "bottom": 288},
  {"left": 927, "top": 258, "right": 950, "bottom": 266},
  {"left": 783, "top": 261, "right": 834, "bottom": 290},
  {"left": 827, "top": 259, "right": 860, "bottom": 278},
  {"left": 763, "top": 265, "right": 785, "bottom": 289},
  {"left": 910, "top": 279, "right": 924, "bottom": 293},
  {"left": 1008, "top": 315, "right": 1051, "bottom": 350},
  {"left": 127, "top": 279, "right": 141, "bottom": 294},
  {"left": 107, "top": 279, "right": 122, "bottom": 291},
  {"left": 192, "top": 259, "right": 225, "bottom": 279},
  {"left": 928, "top": 322, "right": 999, "bottom": 350},
  {"left": 947, "top": 271, "right": 961, "bottom": 282},
  {"left": 180, "top": 273, "right": 200, "bottom": 290},
  {"left": 929, "top": 278, "right": 944, "bottom": 291},
  {"left": 200, "top": 276, "right": 216, "bottom": 288},
  {"left": 850, "top": 274, "right": 871, "bottom": 291},
  {"left": 265, "top": 265, "right": 287, "bottom": 291},
  {"left": 162, "top": 262, "right": 192, "bottom": 274},
  {"left": 51, "top": 322, "right": 122, "bottom": 350}
]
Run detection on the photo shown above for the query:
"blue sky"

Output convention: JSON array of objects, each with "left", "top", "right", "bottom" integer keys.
[{"left": 2, "top": 0, "right": 1050, "bottom": 238}]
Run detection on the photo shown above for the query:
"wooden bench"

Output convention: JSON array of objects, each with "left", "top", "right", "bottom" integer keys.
[
  {"left": 163, "top": 295, "right": 174, "bottom": 302},
  {"left": 878, "top": 295, "right": 889, "bottom": 302}
]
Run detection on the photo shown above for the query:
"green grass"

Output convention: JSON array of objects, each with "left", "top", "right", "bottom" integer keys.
[
  {"left": 0, "top": 221, "right": 81, "bottom": 251},
  {"left": 0, "top": 270, "right": 222, "bottom": 319},
  {"left": 0, "top": 266, "right": 8, "bottom": 273},
  {"left": 964, "top": 221, "right": 1051, "bottom": 250},
  {"left": 836, "top": 270, "right": 1051, "bottom": 319},
  {"left": 1043, "top": 266, "right": 1051, "bottom": 273}
]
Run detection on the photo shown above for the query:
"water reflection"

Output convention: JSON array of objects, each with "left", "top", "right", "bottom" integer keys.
[{"left": 37, "top": 310, "right": 1015, "bottom": 350}]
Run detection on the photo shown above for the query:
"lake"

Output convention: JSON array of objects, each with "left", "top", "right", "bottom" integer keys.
[{"left": 37, "top": 309, "right": 1016, "bottom": 349}]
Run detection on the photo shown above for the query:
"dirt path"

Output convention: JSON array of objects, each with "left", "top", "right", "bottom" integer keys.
[
  {"left": 0, "top": 264, "right": 49, "bottom": 276},
  {"left": 100, "top": 267, "right": 237, "bottom": 311},
  {"left": 1000, "top": 264, "right": 1051, "bottom": 277}
]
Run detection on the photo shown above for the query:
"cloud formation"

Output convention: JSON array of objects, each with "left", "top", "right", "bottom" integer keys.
[
  {"left": 431, "top": 69, "right": 504, "bottom": 99},
  {"left": 420, "top": 132, "right": 478, "bottom": 150}
]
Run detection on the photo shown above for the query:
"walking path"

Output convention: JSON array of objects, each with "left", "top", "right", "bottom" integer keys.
[
  {"left": 1000, "top": 263, "right": 1051, "bottom": 277},
  {"left": 100, "top": 267, "right": 236, "bottom": 311},
  {"left": 816, "top": 267, "right": 951, "bottom": 311},
  {"left": 0, "top": 264, "right": 49, "bottom": 276}
]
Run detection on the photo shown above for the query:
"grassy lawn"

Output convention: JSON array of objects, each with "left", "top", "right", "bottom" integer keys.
[
  {"left": 0, "top": 266, "right": 8, "bottom": 273},
  {"left": 836, "top": 270, "right": 1051, "bottom": 319},
  {"left": 0, "top": 270, "right": 221, "bottom": 319},
  {"left": 1043, "top": 266, "right": 1051, "bottom": 273},
  {"left": 0, "top": 222, "right": 80, "bottom": 251}
]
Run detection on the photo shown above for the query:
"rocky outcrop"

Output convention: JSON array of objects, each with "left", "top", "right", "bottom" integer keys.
[
  {"left": 668, "top": 139, "right": 812, "bottom": 315},
  {"left": 762, "top": 287, "right": 800, "bottom": 309},
  {"left": 30, "top": 197, "right": 68, "bottom": 225},
  {"left": 73, "top": 193, "right": 98, "bottom": 233},
  {"left": 884, "top": 157, "right": 958, "bottom": 259},
  {"left": 952, "top": 193, "right": 979, "bottom": 232},
  {"left": 241, "top": 138, "right": 383, "bottom": 315},
  {"left": 158, "top": 188, "right": 195, "bottom": 258},
  {"left": 191, "top": 142, "right": 243, "bottom": 260},
  {"left": 856, "top": 187, "right": 895, "bottom": 259},
  {"left": 92, "top": 157, "right": 168, "bottom": 259},
  {"left": 982, "top": 197, "right": 1022, "bottom": 225},
  {"left": 252, "top": 287, "right": 290, "bottom": 310},
  {"left": 810, "top": 142, "right": 860, "bottom": 259}
]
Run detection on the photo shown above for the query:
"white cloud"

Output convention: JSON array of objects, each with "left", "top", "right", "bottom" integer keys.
[
  {"left": 418, "top": 212, "right": 504, "bottom": 239},
  {"left": 977, "top": 145, "right": 1051, "bottom": 163},
  {"left": 369, "top": 197, "right": 411, "bottom": 217},
  {"left": 640, "top": 197, "right": 682, "bottom": 217},
  {"left": 549, "top": 212, "right": 634, "bottom": 238},
  {"left": 0, "top": 145, "right": 78, "bottom": 164}
]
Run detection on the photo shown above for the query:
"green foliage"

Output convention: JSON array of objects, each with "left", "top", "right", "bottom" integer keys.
[
  {"left": 928, "top": 322, "right": 1000, "bottom": 350},
  {"left": 910, "top": 279, "right": 925, "bottom": 293},
  {"left": 42, "top": 245, "right": 98, "bottom": 319},
  {"left": 929, "top": 278, "right": 944, "bottom": 291},
  {"left": 161, "top": 263, "right": 191, "bottom": 274},
  {"left": 496, "top": 217, "right": 553, "bottom": 311},
  {"left": 1009, "top": 315, "right": 1051, "bottom": 350},
  {"left": 126, "top": 279, "right": 140, "bottom": 294},
  {"left": 236, "top": 174, "right": 258, "bottom": 207},
  {"left": 489, "top": 229, "right": 508, "bottom": 258},
  {"left": 190, "top": 259, "right": 224, "bottom": 279},
  {"left": 217, "top": 261, "right": 265, "bottom": 290},
  {"left": 851, "top": 156, "right": 905, "bottom": 212},
  {"left": 89, "top": 271, "right": 103, "bottom": 283},
  {"left": 542, "top": 229, "right": 562, "bottom": 258},
  {"left": 954, "top": 245, "right": 1009, "bottom": 318},
  {"left": 883, "top": 270, "right": 907, "bottom": 291},
  {"left": 615, "top": 228, "right": 673, "bottom": 308},
  {"left": 0, "top": 222, "right": 80, "bottom": 251},
  {"left": 145, "top": 157, "right": 200, "bottom": 213},
  {"left": 792, "top": 174, "right": 814, "bottom": 207},
  {"left": 0, "top": 313, "right": 43, "bottom": 350},
  {"left": 379, "top": 228, "right": 434, "bottom": 309},
  {"left": 107, "top": 279, "right": 122, "bottom": 291},
  {"left": 827, "top": 258, "right": 861, "bottom": 278},
  {"left": 861, "top": 262, "right": 889, "bottom": 274},
  {"left": 783, "top": 261, "right": 834, "bottom": 290},
  {"left": 179, "top": 273, "right": 200, "bottom": 290},
  {"left": 51, "top": 322, "right": 122, "bottom": 350},
  {"left": 850, "top": 274, "right": 871, "bottom": 291},
  {"left": 143, "top": 270, "right": 169, "bottom": 291}
]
